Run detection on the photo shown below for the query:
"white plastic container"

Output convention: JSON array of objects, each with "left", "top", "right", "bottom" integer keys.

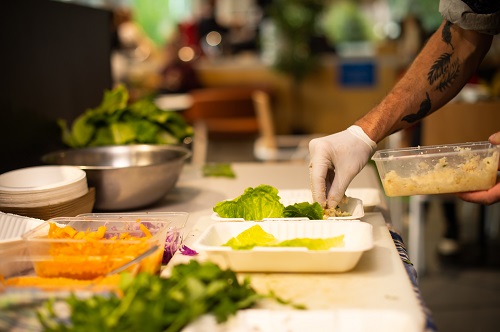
[{"left": 193, "top": 221, "right": 373, "bottom": 272}]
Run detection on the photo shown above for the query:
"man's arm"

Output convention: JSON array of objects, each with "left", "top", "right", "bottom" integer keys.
[{"left": 355, "top": 20, "right": 493, "bottom": 143}]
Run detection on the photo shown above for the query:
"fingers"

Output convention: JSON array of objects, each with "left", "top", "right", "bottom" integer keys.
[
  {"left": 488, "top": 131, "right": 500, "bottom": 145},
  {"left": 456, "top": 182, "right": 500, "bottom": 205},
  {"left": 309, "top": 161, "right": 328, "bottom": 208},
  {"left": 326, "top": 169, "right": 353, "bottom": 208},
  {"left": 309, "top": 138, "right": 332, "bottom": 208}
]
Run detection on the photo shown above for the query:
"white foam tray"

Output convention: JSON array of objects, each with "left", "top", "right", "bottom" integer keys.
[
  {"left": 192, "top": 221, "right": 373, "bottom": 272},
  {"left": 0, "top": 212, "right": 46, "bottom": 277}
]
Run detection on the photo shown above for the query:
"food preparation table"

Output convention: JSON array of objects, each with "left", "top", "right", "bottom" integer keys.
[{"left": 138, "top": 162, "right": 435, "bottom": 332}]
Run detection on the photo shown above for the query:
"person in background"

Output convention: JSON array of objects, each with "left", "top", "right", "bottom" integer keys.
[{"left": 309, "top": 1, "right": 500, "bottom": 212}]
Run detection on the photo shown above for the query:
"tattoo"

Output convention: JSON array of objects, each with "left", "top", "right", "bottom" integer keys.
[
  {"left": 427, "top": 52, "right": 460, "bottom": 91},
  {"left": 442, "top": 21, "right": 454, "bottom": 50},
  {"left": 402, "top": 92, "right": 431, "bottom": 123},
  {"left": 435, "top": 58, "right": 460, "bottom": 92},
  {"left": 428, "top": 53, "right": 452, "bottom": 85}
]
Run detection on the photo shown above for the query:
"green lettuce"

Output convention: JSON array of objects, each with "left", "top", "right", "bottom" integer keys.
[
  {"left": 223, "top": 225, "right": 345, "bottom": 250},
  {"left": 58, "top": 85, "right": 193, "bottom": 148},
  {"left": 213, "top": 185, "right": 325, "bottom": 221},
  {"left": 283, "top": 202, "right": 324, "bottom": 220},
  {"left": 213, "top": 185, "right": 285, "bottom": 221}
]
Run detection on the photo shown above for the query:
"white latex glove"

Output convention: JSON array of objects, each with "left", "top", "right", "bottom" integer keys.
[{"left": 309, "top": 125, "right": 377, "bottom": 209}]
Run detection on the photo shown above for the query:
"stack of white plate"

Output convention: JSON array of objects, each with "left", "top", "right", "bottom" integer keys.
[{"left": 0, "top": 166, "right": 95, "bottom": 219}]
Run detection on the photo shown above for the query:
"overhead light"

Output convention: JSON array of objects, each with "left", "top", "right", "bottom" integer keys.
[
  {"left": 178, "top": 46, "right": 195, "bottom": 62},
  {"left": 206, "top": 31, "right": 222, "bottom": 46}
]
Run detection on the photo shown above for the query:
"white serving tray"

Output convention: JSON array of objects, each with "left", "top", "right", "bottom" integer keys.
[
  {"left": 192, "top": 221, "right": 373, "bottom": 273},
  {"left": 212, "top": 189, "right": 364, "bottom": 221}
]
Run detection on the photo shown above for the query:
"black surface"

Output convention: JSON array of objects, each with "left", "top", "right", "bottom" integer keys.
[{"left": 0, "top": 0, "right": 113, "bottom": 173}]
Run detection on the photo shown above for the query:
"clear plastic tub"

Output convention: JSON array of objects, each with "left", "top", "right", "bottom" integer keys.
[
  {"left": 0, "top": 213, "right": 188, "bottom": 290},
  {"left": 372, "top": 141, "right": 500, "bottom": 196}
]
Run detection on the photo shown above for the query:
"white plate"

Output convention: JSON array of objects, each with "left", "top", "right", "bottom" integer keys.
[
  {"left": 193, "top": 221, "right": 374, "bottom": 272},
  {"left": 0, "top": 165, "right": 86, "bottom": 192},
  {"left": 0, "top": 166, "right": 88, "bottom": 208},
  {"left": 212, "top": 189, "right": 364, "bottom": 221}
]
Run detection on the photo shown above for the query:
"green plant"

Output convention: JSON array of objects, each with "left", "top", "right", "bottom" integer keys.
[{"left": 267, "top": 0, "right": 326, "bottom": 82}]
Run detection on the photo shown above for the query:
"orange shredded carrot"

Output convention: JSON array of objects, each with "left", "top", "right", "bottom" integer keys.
[
  {"left": 30, "top": 222, "right": 161, "bottom": 280},
  {"left": 139, "top": 224, "right": 152, "bottom": 238}
]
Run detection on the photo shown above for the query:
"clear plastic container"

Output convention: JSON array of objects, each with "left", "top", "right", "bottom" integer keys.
[
  {"left": 7, "top": 212, "right": 188, "bottom": 289},
  {"left": 372, "top": 141, "right": 500, "bottom": 196}
]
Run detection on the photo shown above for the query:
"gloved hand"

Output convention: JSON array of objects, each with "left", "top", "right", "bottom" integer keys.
[{"left": 309, "top": 125, "right": 377, "bottom": 209}]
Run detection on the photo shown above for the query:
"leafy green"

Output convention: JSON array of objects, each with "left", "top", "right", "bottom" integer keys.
[
  {"left": 213, "top": 185, "right": 285, "bottom": 221},
  {"left": 202, "top": 163, "right": 236, "bottom": 178},
  {"left": 58, "top": 85, "right": 193, "bottom": 148},
  {"left": 37, "top": 261, "right": 269, "bottom": 332},
  {"left": 277, "top": 236, "right": 344, "bottom": 250},
  {"left": 283, "top": 201, "right": 324, "bottom": 220},
  {"left": 224, "top": 225, "right": 280, "bottom": 250},
  {"left": 213, "top": 185, "right": 327, "bottom": 221},
  {"left": 223, "top": 225, "right": 345, "bottom": 250}
]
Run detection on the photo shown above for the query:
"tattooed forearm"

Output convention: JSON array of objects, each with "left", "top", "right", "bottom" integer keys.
[
  {"left": 431, "top": 21, "right": 460, "bottom": 91},
  {"left": 402, "top": 92, "right": 431, "bottom": 123},
  {"left": 442, "top": 21, "right": 454, "bottom": 50},
  {"left": 400, "top": 21, "right": 462, "bottom": 125}
]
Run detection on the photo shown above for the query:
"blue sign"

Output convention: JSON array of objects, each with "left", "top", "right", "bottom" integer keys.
[{"left": 338, "top": 61, "right": 376, "bottom": 87}]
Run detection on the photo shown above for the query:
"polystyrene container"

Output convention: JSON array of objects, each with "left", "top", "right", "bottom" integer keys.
[
  {"left": 372, "top": 141, "right": 500, "bottom": 197},
  {"left": 193, "top": 221, "right": 373, "bottom": 272}
]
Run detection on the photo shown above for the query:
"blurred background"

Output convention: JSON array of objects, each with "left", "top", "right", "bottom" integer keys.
[{"left": 1, "top": 1, "right": 500, "bottom": 331}]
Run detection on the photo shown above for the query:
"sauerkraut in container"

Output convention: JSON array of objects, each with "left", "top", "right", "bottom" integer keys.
[{"left": 372, "top": 141, "right": 499, "bottom": 196}]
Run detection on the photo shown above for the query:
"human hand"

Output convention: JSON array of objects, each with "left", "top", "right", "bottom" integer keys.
[
  {"left": 309, "top": 125, "right": 377, "bottom": 209},
  {"left": 456, "top": 132, "right": 500, "bottom": 205}
]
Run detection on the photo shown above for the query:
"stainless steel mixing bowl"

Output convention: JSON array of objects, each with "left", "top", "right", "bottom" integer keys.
[{"left": 42, "top": 145, "right": 191, "bottom": 211}]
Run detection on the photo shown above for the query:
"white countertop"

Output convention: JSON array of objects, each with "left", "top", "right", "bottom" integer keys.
[
  {"left": 139, "top": 162, "right": 424, "bottom": 331},
  {"left": 169, "top": 213, "right": 425, "bottom": 332}
]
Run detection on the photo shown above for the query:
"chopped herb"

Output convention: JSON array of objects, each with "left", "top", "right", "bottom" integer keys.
[
  {"left": 37, "top": 261, "right": 302, "bottom": 332},
  {"left": 202, "top": 163, "right": 236, "bottom": 178}
]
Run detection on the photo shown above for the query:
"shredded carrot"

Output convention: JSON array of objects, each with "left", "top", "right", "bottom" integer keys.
[
  {"left": 139, "top": 224, "right": 152, "bottom": 238},
  {"left": 4, "top": 274, "right": 122, "bottom": 291},
  {"left": 30, "top": 222, "right": 161, "bottom": 280}
]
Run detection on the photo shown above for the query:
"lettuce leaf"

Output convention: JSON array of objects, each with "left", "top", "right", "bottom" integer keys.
[
  {"left": 223, "top": 225, "right": 280, "bottom": 250},
  {"left": 213, "top": 185, "right": 285, "bottom": 221},
  {"left": 223, "top": 225, "right": 345, "bottom": 250},
  {"left": 276, "top": 236, "right": 344, "bottom": 250},
  {"left": 58, "top": 85, "right": 193, "bottom": 148},
  {"left": 283, "top": 202, "right": 324, "bottom": 220}
]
